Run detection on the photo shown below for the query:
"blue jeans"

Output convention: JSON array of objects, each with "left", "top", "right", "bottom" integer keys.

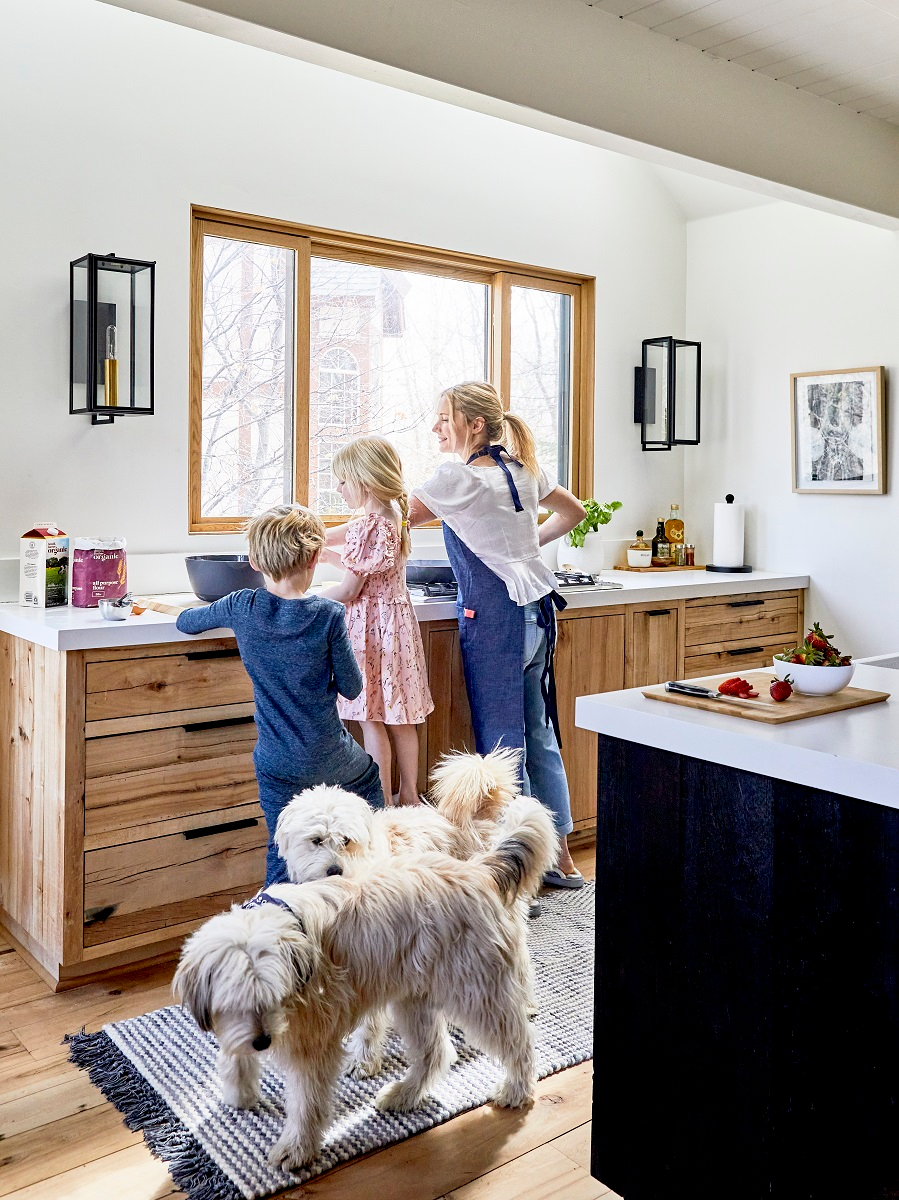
[
  {"left": 521, "top": 602, "right": 574, "bottom": 837},
  {"left": 256, "top": 755, "right": 385, "bottom": 885}
]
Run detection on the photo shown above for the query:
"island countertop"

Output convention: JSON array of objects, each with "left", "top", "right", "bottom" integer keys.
[
  {"left": 0, "top": 569, "right": 808, "bottom": 652},
  {"left": 576, "top": 661, "right": 898, "bottom": 811}
]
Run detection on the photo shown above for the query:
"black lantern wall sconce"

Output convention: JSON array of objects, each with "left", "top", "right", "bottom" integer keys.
[
  {"left": 634, "top": 336, "right": 701, "bottom": 451},
  {"left": 70, "top": 252, "right": 155, "bottom": 425}
]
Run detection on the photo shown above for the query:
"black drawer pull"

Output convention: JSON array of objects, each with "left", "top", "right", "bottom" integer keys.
[
  {"left": 185, "top": 648, "right": 241, "bottom": 661},
  {"left": 726, "top": 646, "right": 764, "bottom": 656},
  {"left": 84, "top": 905, "right": 117, "bottom": 925},
  {"left": 183, "top": 817, "right": 260, "bottom": 840},
  {"left": 644, "top": 608, "right": 671, "bottom": 617},
  {"left": 183, "top": 715, "right": 256, "bottom": 734},
  {"left": 728, "top": 599, "right": 764, "bottom": 608}
]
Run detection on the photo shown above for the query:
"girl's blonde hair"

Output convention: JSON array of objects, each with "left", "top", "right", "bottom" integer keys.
[
  {"left": 245, "top": 505, "right": 325, "bottom": 581},
  {"left": 441, "top": 381, "right": 539, "bottom": 476},
  {"left": 332, "top": 435, "right": 412, "bottom": 557}
]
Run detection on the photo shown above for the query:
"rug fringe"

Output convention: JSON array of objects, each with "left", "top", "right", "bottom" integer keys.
[{"left": 66, "top": 1029, "right": 244, "bottom": 1200}]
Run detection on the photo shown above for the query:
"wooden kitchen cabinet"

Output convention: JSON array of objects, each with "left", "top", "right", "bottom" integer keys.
[
  {"left": 555, "top": 609, "right": 626, "bottom": 827},
  {"left": 625, "top": 600, "right": 681, "bottom": 689},
  {"left": 0, "top": 584, "right": 805, "bottom": 987}
]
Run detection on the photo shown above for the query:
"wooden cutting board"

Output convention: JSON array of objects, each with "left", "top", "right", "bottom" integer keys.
[
  {"left": 613, "top": 564, "right": 707, "bottom": 572},
  {"left": 642, "top": 669, "right": 890, "bottom": 724}
]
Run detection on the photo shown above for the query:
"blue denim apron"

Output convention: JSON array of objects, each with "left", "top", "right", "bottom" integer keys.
[{"left": 442, "top": 446, "right": 565, "bottom": 770}]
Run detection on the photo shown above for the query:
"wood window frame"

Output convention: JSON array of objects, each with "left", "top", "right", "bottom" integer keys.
[{"left": 189, "top": 204, "right": 595, "bottom": 533}]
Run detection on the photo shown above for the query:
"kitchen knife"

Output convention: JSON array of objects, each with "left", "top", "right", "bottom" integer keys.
[{"left": 664, "top": 681, "right": 721, "bottom": 699}]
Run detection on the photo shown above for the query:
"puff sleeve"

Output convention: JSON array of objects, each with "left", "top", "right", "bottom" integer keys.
[{"left": 341, "top": 514, "right": 399, "bottom": 576}]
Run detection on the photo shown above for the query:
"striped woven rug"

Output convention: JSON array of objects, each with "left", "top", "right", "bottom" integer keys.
[{"left": 68, "top": 883, "right": 594, "bottom": 1200}]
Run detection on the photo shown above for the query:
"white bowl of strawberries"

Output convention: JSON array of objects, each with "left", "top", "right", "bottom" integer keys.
[{"left": 773, "top": 622, "right": 854, "bottom": 696}]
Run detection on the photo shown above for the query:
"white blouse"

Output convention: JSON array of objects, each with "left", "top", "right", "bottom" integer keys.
[{"left": 413, "top": 460, "right": 558, "bottom": 605}]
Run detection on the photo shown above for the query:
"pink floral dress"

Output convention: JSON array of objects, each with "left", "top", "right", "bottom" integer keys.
[{"left": 337, "top": 513, "right": 434, "bottom": 725}]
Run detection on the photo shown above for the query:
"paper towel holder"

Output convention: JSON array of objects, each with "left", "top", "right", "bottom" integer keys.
[
  {"left": 634, "top": 336, "right": 701, "bottom": 451},
  {"left": 706, "top": 494, "right": 752, "bottom": 573}
]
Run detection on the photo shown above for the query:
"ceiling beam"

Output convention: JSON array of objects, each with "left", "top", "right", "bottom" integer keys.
[{"left": 97, "top": 0, "right": 899, "bottom": 225}]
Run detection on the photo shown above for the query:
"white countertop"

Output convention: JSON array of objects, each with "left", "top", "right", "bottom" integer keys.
[
  {"left": 0, "top": 569, "right": 809, "bottom": 652},
  {"left": 575, "top": 662, "right": 899, "bottom": 811}
]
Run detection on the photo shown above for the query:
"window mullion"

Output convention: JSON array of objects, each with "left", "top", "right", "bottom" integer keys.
[
  {"left": 293, "top": 237, "right": 312, "bottom": 506},
  {"left": 491, "top": 271, "right": 512, "bottom": 407}
]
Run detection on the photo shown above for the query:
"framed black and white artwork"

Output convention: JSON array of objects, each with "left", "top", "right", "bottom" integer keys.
[{"left": 791, "top": 366, "right": 886, "bottom": 495}]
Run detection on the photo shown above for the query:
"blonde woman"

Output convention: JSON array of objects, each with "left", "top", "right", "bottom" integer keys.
[
  {"left": 322, "top": 436, "right": 433, "bottom": 807},
  {"left": 409, "top": 383, "right": 586, "bottom": 889}
]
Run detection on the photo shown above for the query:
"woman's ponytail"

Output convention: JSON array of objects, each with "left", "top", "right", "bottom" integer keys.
[{"left": 501, "top": 412, "right": 539, "bottom": 477}]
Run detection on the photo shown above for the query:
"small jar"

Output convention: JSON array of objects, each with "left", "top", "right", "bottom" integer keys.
[
  {"left": 673, "top": 543, "right": 686, "bottom": 567},
  {"left": 684, "top": 543, "right": 695, "bottom": 566}
]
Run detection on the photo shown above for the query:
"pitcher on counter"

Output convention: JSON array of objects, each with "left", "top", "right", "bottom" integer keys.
[{"left": 409, "top": 381, "right": 586, "bottom": 893}]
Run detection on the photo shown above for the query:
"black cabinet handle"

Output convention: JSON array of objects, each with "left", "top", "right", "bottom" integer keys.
[
  {"left": 84, "top": 905, "right": 117, "bottom": 925},
  {"left": 726, "top": 646, "right": 764, "bottom": 656},
  {"left": 182, "top": 715, "right": 255, "bottom": 733},
  {"left": 728, "top": 599, "right": 764, "bottom": 608},
  {"left": 644, "top": 608, "right": 671, "bottom": 617},
  {"left": 183, "top": 817, "right": 260, "bottom": 840},
  {"left": 185, "top": 647, "right": 241, "bottom": 661}
]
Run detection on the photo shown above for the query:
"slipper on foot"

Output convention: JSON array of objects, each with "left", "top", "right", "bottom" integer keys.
[
  {"left": 528, "top": 899, "right": 542, "bottom": 919},
  {"left": 542, "top": 867, "right": 585, "bottom": 890}
]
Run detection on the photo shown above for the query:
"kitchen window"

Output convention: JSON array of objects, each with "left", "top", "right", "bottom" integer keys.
[{"left": 189, "top": 207, "right": 594, "bottom": 530}]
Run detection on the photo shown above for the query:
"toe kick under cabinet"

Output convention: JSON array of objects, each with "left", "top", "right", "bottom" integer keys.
[{"left": 0, "top": 634, "right": 267, "bottom": 989}]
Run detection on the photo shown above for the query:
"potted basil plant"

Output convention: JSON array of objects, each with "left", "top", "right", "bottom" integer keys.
[{"left": 557, "top": 499, "right": 623, "bottom": 575}]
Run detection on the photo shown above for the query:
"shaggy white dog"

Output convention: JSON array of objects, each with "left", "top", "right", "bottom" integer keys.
[
  {"left": 273, "top": 746, "right": 522, "bottom": 885},
  {"left": 173, "top": 795, "right": 558, "bottom": 1172}
]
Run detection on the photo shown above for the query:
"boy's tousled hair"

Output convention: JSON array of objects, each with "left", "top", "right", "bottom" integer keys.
[
  {"left": 244, "top": 505, "right": 326, "bottom": 581},
  {"left": 332, "top": 436, "right": 412, "bottom": 558},
  {"left": 441, "top": 381, "right": 539, "bottom": 477}
]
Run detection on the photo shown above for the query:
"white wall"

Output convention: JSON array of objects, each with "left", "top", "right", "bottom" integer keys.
[
  {"left": 686, "top": 204, "right": 899, "bottom": 657},
  {"left": 0, "top": 0, "right": 686, "bottom": 598}
]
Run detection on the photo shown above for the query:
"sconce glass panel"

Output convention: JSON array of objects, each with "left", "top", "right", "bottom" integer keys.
[
  {"left": 672, "top": 339, "right": 700, "bottom": 445},
  {"left": 640, "top": 338, "right": 672, "bottom": 451}
]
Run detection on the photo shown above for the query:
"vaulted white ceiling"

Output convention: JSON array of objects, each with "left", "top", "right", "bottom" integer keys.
[{"left": 590, "top": 0, "right": 899, "bottom": 126}]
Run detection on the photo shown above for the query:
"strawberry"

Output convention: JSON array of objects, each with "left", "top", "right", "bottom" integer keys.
[{"left": 770, "top": 676, "right": 793, "bottom": 702}]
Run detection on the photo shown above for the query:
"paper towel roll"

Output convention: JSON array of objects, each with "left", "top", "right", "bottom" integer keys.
[{"left": 712, "top": 500, "right": 745, "bottom": 567}]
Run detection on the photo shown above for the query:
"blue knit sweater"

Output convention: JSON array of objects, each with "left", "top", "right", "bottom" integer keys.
[{"left": 176, "top": 589, "right": 367, "bottom": 783}]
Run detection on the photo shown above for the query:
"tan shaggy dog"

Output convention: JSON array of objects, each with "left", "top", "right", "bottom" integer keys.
[
  {"left": 273, "top": 747, "right": 531, "bottom": 1079},
  {"left": 173, "top": 795, "right": 558, "bottom": 1172}
]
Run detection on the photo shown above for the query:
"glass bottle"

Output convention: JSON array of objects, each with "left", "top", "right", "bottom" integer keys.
[
  {"left": 627, "top": 530, "right": 652, "bottom": 568},
  {"left": 664, "top": 502, "right": 684, "bottom": 548},
  {"left": 651, "top": 518, "right": 671, "bottom": 565},
  {"left": 684, "top": 543, "right": 695, "bottom": 566}
]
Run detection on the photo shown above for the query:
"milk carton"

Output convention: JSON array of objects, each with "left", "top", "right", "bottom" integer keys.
[{"left": 20, "top": 524, "right": 69, "bottom": 608}]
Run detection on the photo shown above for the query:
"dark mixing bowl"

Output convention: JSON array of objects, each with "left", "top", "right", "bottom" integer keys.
[
  {"left": 405, "top": 559, "right": 456, "bottom": 586},
  {"left": 185, "top": 554, "right": 264, "bottom": 602}
]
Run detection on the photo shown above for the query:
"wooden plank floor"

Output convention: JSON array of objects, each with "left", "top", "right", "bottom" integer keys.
[{"left": 0, "top": 841, "right": 614, "bottom": 1200}]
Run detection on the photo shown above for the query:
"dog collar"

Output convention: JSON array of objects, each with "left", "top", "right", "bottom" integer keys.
[{"left": 242, "top": 890, "right": 305, "bottom": 934}]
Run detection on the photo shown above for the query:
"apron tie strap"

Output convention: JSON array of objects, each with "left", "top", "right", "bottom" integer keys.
[
  {"left": 466, "top": 445, "right": 524, "bottom": 512},
  {"left": 536, "top": 591, "right": 567, "bottom": 747}
]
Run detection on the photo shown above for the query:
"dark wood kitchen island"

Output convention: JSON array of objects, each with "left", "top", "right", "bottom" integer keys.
[{"left": 576, "top": 663, "right": 899, "bottom": 1200}]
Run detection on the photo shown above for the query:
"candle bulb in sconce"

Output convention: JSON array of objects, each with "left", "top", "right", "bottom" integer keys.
[{"left": 104, "top": 324, "right": 118, "bottom": 407}]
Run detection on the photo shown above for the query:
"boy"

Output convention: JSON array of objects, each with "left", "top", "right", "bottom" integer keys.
[{"left": 176, "top": 505, "right": 384, "bottom": 884}]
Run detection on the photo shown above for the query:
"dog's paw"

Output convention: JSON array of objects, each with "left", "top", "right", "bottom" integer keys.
[
  {"left": 268, "top": 1133, "right": 319, "bottom": 1172},
  {"left": 374, "top": 1078, "right": 426, "bottom": 1113},
  {"left": 489, "top": 1078, "right": 535, "bottom": 1109},
  {"left": 346, "top": 1050, "right": 385, "bottom": 1079},
  {"left": 221, "top": 1084, "right": 261, "bottom": 1110}
]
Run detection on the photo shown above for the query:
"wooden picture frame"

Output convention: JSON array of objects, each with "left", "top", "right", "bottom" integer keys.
[{"left": 790, "top": 366, "right": 886, "bottom": 495}]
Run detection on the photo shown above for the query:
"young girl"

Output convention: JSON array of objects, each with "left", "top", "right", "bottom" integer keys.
[
  {"left": 322, "top": 435, "right": 434, "bottom": 807},
  {"left": 408, "top": 382, "right": 586, "bottom": 888}
]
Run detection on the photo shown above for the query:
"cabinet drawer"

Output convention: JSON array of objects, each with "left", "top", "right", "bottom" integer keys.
[
  {"left": 85, "top": 716, "right": 259, "bottom": 849},
  {"left": 684, "top": 591, "right": 800, "bottom": 649},
  {"left": 83, "top": 810, "right": 266, "bottom": 947},
  {"left": 85, "top": 647, "right": 253, "bottom": 722},
  {"left": 684, "top": 635, "right": 788, "bottom": 679}
]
